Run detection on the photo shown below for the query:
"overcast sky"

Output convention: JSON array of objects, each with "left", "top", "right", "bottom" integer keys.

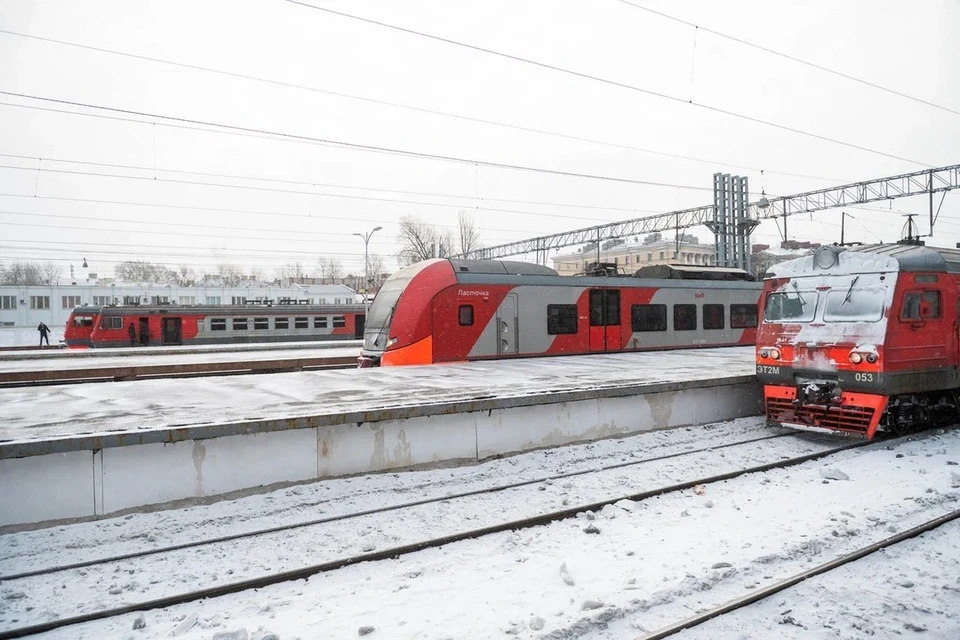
[{"left": 1, "top": 0, "right": 958, "bottom": 279}]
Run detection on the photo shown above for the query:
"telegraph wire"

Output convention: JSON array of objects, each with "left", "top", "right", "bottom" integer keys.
[
  {"left": 0, "top": 150, "right": 661, "bottom": 216},
  {"left": 0, "top": 164, "right": 626, "bottom": 224},
  {"left": 0, "top": 90, "right": 716, "bottom": 191},
  {"left": 618, "top": 0, "right": 960, "bottom": 117},
  {"left": 0, "top": 28, "right": 838, "bottom": 183},
  {"left": 285, "top": 1, "right": 931, "bottom": 167}
]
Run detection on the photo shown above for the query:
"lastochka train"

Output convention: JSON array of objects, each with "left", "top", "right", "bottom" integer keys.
[
  {"left": 358, "top": 258, "right": 762, "bottom": 367},
  {"left": 756, "top": 243, "right": 960, "bottom": 439}
]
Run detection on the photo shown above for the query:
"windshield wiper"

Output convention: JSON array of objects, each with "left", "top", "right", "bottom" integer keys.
[
  {"left": 790, "top": 281, "right": 807, "bottom": 307},
  {"left": 839, "top": 275, "right": 860, "bottom": 308}
]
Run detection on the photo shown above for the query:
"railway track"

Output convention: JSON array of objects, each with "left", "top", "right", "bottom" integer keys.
[
  {"left": 639, "top": 508, "right": 960, "bottom": 639},
  {"left": 0, "top": 429, "right": 872, "bottom": 639}
]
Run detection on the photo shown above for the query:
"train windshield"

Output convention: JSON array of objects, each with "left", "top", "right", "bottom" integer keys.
[
  {"left": 764, "top": 291, "right": 817, "bottom": 323},
  {"left": 823, "top": 288, "right": 885, "bottom": 322},
  {"left": 72, "top": 314, "right": 94, "bottom": 327},
  {"left": 366, "top": 261, "right": 434, "bottom": 330}
]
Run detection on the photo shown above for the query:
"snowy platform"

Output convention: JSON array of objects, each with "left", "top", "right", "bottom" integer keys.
[{"left": 0, "top": 347, "right": 760, "bottom": 527}]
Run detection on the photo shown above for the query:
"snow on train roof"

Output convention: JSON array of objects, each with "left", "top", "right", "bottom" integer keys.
[{"left": 768, "top": 243, "right": 960, "bottom": 278}]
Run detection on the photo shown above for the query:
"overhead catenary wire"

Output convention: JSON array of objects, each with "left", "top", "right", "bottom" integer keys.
[
  {"left": 0, "top": 90, "right": 717, "bottom": 191},
  {"left": 284, "top": 0, "right": 933, "bottom": 168},
  {"left": 0, "top": 28, "right": 840, "bottom": 183},
  {"left": 618, "top": 0, "right": 960, "bottom": 118}
]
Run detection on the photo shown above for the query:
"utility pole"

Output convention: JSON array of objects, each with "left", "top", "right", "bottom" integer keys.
[{"left": 352, "top": 226, "right": 382, "bottom": 308}]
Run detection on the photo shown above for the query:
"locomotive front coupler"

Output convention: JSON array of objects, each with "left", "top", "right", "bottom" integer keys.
[{"left": 794, "top": 379, "right": 841, "bottom": 407}]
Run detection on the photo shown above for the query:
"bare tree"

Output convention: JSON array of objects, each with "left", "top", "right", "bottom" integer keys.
[
  {"left": 367, "top": 254, "right": 385, "bottom": 285},
  {"left": 457, "top": 210, "right": 482, "bottom": 256},
  {"left": 275, "top": 262, "right": 310, "bottom": 283},
  {"left": 115, "top": 261, "right": 159, "bottom": 283},
  {"left": 397, "top": 216, "right": 453, "bottom": 266},
  {"left": 176, "top": 265, "right": 197, "bottom": 287},
  {"left": 217, "top": 264, "right": 244, "bottom": 286},
  {"left": 0, "top": 261, "right": 51, "bottom": 285},
  {"left": 317, "top": 256, "right": 344, "bottom": 284}
]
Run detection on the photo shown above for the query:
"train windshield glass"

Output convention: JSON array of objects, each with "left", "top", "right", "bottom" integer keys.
[
  {"left": 823, "top": 288, "right": 885, "bottom": 322},
  {"left": 72, "top": 315, "right": 94, "bottom": 327},
  {"left": 764, "top": 291, "right": 817, "bottom": 323}
]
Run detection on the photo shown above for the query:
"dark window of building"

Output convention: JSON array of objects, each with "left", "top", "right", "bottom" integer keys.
[
  {"left": 275, "top": 318, "right": 289, "bottom": 329},
  {"left": 233, "top": 318, "right": 248, "bottom": 331},
  {"left": 211, "top": 318, "right": 227, "bottom": 331},
  {"left": 703, "top": 304, "right": 725, "bottom": 330},
  {"left": 458, "top": 305, "right": 474, "bottom": 326},
  {"left": 547, "top": 304, "right": 578, "bottom": 335},
  {"left": 254, "top": 317, "right": 269, "bottom": 330},
  {"left": 674, "top": 304, "right": 697, "bottom": 331},
  {"left": 631, "top": 304, "right": 667, "bottom": 332},
  {"left": 730, "top": 304, "right": 759, "bottom": 328}
]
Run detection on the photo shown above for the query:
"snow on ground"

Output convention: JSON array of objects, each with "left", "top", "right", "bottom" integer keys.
[
  {"left": 0, "top": 327, "right": 64, "bottom": 348},
  {"left": 3, "top": 424, "right": 959, "bottom": 640}
]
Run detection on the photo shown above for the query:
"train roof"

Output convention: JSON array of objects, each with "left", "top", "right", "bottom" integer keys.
[
  {"left": 767, "top": 243, "right": 960, "bottom": 278},
  {"left": 447, "top": 259, "right": 558, "bottom": 276},
  {"left": 846, "top": 243, "right": 960, "bottom": 273},
  {"left": 70, "top": 303, "right": 366, "bottom": 315}
]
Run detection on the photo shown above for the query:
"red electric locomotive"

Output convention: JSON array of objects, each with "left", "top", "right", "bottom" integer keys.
[
  {"left": 64, "top": 302, "right": 366, "bottom": 348},
  {"left": 358, "top": 258, "right": 762, "bottom": 367},
  {"left": 756, "top": 243, "right": 960, "bottom": 439}
]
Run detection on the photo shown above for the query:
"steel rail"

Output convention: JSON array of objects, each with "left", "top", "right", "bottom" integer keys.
[
  {"left": 638, "top": 508, "right": 960, "bottom": 639},
  {"left": 0, "top": 437, "right": 870, "bottom": 639}
]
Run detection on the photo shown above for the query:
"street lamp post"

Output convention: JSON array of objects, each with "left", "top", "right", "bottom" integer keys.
[{"left": 352, "top": 226, "right": 382, "bottom": 307}]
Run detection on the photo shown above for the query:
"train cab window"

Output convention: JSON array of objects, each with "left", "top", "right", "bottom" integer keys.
[
  {"left": 73, "top": 315, "right": 94, "bottom": 327},
  {"left": 673, "top": 304, "right": 697, "bottom": 331},
  {"left": 211, "top": 318, "right": 227, "bottom": 331},
  {"left": 254, "top": 317, "right": 269, "bottom": 330},
  {"left": 314, "top": 317, "right": 329, "bottom": 329},
  {"left": 233, "top": 318, "right": 248, "bottom": 331},
  {"left": 458, "top": 305, "right": 474, "bottom": 326},
  {"left": 763, "top": 293, "right": 814, "bottom": 322},
  {"left": 332, "top": 316, "right": 347, "bottom": 328},
  {"left": 547, "top": 304, "right": 577, "bottom": 335},
  {"left": 295, "top": 317, "right": 309, "bottom": 329},
  {"left": 703, "top": 304, "right": 725, "bottom": 330},
  {"left": 100, "top": 316, "right": 123, "bottom": 330},
  {"left": 731, "top": 304, "right": 759, "bottom": 328},
  {"left": 275, "top": 318, "right": 289, "bottom": 329},
  {"left": 901, "top": 291, "right": 941, "bottom": 321},
  {"left": 631, "top": 304, "right": 667, "bottom": 332}
]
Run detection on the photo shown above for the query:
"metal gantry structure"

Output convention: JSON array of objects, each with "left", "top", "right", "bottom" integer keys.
[{"left": 463, "top": 163, "right": 960, "bottom": 262}]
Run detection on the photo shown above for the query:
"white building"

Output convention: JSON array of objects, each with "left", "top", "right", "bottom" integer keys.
[
  {"left": 0, "top": 282, "right": 358, "bottom": 329},
  {"left": 551, "top": 233, "right": 717, "bottom": 275}
]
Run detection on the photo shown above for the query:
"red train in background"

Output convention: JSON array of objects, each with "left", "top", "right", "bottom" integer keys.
[
  {"left": 358, "top": 258, "right": 762, "bottom": 367},
  {"left": 756, "top": 243, "right": 960, "bottom": 439},
  {"left": 64, "top": 302, "right": 366, "bottom": 348}
]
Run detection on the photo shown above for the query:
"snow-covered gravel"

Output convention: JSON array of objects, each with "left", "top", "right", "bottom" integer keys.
[{"left": 2, "top": 422, "right": 959, "bottom": 639}]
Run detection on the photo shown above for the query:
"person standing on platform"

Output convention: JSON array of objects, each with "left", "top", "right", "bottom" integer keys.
[{"left": 38, "top": 321, "right": 50, "bottom": 346}]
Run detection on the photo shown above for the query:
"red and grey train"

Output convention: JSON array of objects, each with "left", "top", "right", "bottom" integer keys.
[
  {"left": 358, "top": 258, "right": 762, "bottom": 367},
  {"left": 64, "top": 303, "right": 366, "bottom": 348},
  {"left": 756, "top": 243, "right": 960, "bottom": 439}
]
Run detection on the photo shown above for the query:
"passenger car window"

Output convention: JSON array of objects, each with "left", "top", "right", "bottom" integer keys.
[
  {"left": 547, "top": 304, "right": 577, "bottom": 335},
  {"left": 731, "top": 304, "right": 759, "bottom": 328},
  {"left": 458, "top": 305, "right": 474, "bottom": 327},
  {"left": 673, "top": 304, "right": 697, "bottom": 331},
  {"left": 703, "top": 304, "right": 724, "bottom": 330},
  {"left": 631, "top": 304, "right": 667, "bottom": 332}
]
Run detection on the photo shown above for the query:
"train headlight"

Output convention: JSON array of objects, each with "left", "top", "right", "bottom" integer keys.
[
  {"left": 760, "top": 349, "right": 769, "bottom": 358},
  {"left": 769, "top": 348, "right": 781, "bottom": 360},
  {"left": 850, "top": 352, "right": 863, "bottom": 364},
  {"left": 866, "top": 353, "right": 878, "bottom": 363}
]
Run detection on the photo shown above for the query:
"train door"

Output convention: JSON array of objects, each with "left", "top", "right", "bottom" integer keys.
[
  {"left": 497, "top": 293, "right": 519, "bottom": 356},
  {"left": 354, "top": 314, "right": 365, "bottom": 339},
  {"left": 589, "top": 289, "right": 621, "bottom": 352},
  {"left": 161, "top": 317, "right": 182, "bottom": 345},
  {"left": 138, "top": 317, "right": 150, "bottom": 346}
]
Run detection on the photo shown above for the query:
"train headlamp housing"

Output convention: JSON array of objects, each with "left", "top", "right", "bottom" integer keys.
[
  {"left": 849, "top": 352, "right": 863, "bottom": 364},
  {"left": 768, "top": 348, "right": 781, "bottom": 360},
  {"left": 866, "top": 353, "right": 878, "bottom": 364}
]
